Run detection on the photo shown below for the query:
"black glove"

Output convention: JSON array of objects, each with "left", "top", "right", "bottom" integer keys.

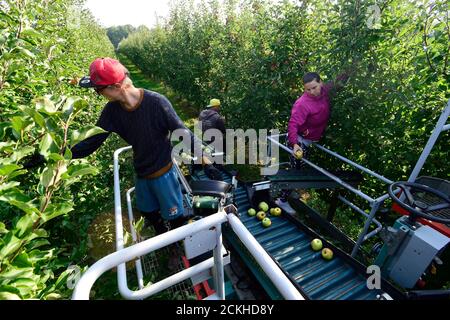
[
  {"left": 204, "top": 164, "right": 222, "bottom": 181},
  {"left": 22, "top": 152, "right": 46, "bottom": 169}
]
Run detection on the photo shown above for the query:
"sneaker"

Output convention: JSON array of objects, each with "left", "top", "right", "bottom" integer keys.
[{"left": 275, "top": 198, "right": 296, "bottom": 215}]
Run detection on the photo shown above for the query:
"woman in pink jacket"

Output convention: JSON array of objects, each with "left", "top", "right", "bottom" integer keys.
[
  {"left": 288, "top": 71, "right": 350, "bottom": 167},
  {"left": 276, "top": 71, "right": 350, "bottom": 212}
]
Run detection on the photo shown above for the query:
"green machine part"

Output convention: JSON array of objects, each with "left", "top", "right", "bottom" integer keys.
[{"left": 193, "top": 196, "right": 219, "bottom": 209}]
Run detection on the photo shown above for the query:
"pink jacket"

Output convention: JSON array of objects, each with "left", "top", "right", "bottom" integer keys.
[{"left": 287, "top": 83, "right": 332, "bottom": 146}]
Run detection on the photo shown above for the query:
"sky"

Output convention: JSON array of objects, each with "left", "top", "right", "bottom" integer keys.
[{"left": 84, "top": 0, "right": 171, "bottom": 29}]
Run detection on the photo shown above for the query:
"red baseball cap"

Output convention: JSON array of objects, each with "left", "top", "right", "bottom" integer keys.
[{"left": 79, "top": 57, "right": 128, "bottom": 88}]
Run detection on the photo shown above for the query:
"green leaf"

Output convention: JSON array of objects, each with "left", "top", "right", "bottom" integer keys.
[
  {"left": 0, "top": 222, "right": 8, "bottom": 234},
  {"left": 0, "top": 164, "right": 21, "bottom": 176},
  {"left": 15, "top": 212, "right": 40, "bottom": 238},
  {"left": 22, "top": 229, "right": 49, "bottom": 245},
  {"left": 28, "top": 249, "right": 55, "bottom": 264},
  {"left": 47, "top": 153, "right": 65, "bottom": 162},
  {"left": 41, "top": 202, "right": 73, "bottom": 223},
  {"left": 0, "top": 233, "right": 23, "bottom": 260},
  {"left": 39, "top": 166, "right": 55, "bottom": 189},
  {"left": 63, "top": 147, "right": 72, "bottom": 160},
  {"left": 0, "top": 141, "right": 15, "bottom": 153},
  {"left": 43, "top": 293, "right": 62, "bottom": 300},
  {"left": 123, "top": 231, "right": 132, "bottom": 247},
  {"left": 9, "top": 278, "right": 38, "bottom": 297},
  {"left": 0, "top": 122, "right": 10, "bottom": 140},
  {"left": 133, "top": 217, "right": 144, "bottom": 234},
  {"left": 34, "top": 96, "right": 58, "bottom": 115},
  {"left": 14, "top": 47, "right": 36, "bottom": 59},
  {"left": 0, "top": 190, "right": 39, "bottom": 215},
  {"left": 0, "top": 11, "right": 18, "bottom": 24},
  {"left": 39, "top": 133, "right": 56, "bottom": 157},
  {"left": 0, "top": 181, "right": 20, "bottom": 193},
  {"left": 65, "top": 164, "right": 99, "bottom": 179},
  {"left": 22, "top": 108, "right": 46, "bottom": 129},
  {"left": 20, "top": 28, "right": 43, "bottom": 42},
  {"left": 25, "top": 238, "right": 50, "bottom": 251},
  {"left": 39, "top": 162, "right": 67, "bottom": 188},
  {"left": 12, "top": 252, "right": 33, "bottom": 268},
  {"left": 11, "top": 116, "right": 25, "bottom": 133},
  {"left": 8, "top": 169, "right": 27, "bottom": 180},
  {"left": 0, "top": 266, "right": 34, "bottom": 282},
  {"left": 62, "top": 97, "right": 86, "bottom": 116},
  {"left": 10, "top": 146, "right": 35, "bottom": 163},
  {"left": 70, "top": 126, "right": 106, "bottom": 146},
  {"left": 0, "top": 290, "right": 21, "bottom": 300}
]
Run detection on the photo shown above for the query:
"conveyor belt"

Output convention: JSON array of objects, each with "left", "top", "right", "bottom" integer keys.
[{"left": 192, "top": 169, "right": 403, "bottom": 300}]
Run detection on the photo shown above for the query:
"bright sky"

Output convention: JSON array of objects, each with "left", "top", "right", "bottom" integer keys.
[{"left": 84, "top": 0, "right": 171, "bottom": 28}]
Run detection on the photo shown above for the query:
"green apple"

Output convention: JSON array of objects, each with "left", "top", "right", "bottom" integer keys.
[
  {"left": 271, "top": 207, "right": 282, "bottom": 217},
  {"left": 294, "top": 149, "right": 303, "bottom": 160},
  {"left": 310, "top": 238, "right": 323, "bottom": 251},
  {"left": 262, "top": 217, "right": 272, "bottom": 228},
  {"left": 259, "top": 202, "right": 269, "bottom": 212},
  {"left": 321, "top": 248, "right": 334, "bottom": 260},
  {"left": 248, "top": 208, "right": 256, "bottom": 216},
  {"left": 256, "top": 211, "right": 266, "bottom": 221},
  {"left": 269, "top": 208, "right": 275, "bottom": 214}
]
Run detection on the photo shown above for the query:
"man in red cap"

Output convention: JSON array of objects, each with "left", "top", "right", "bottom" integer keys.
[{"left": 75, "top": 57, "right": 220, "bottom": 269}]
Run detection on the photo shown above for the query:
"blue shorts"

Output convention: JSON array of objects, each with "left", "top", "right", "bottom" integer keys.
[{"left": 135, "top": 166, "right": 184, "bottom": 220}]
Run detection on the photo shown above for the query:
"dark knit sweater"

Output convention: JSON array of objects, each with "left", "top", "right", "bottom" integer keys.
[{"left": 72, "top": 89, "right": 201, "bottom": 177}]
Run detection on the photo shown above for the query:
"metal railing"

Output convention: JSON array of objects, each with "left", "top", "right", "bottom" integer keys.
[
  {"left": 72, "top": 212, "right": 228, "bottom": 300},
  {"left": 266, "top": 98, "right": 450, "bottom": 257},
  {"left": 72, "top": 146, "right": 305, "bottom": 300},
  {"left": 72, "top": 209, "right": 305, "bottom": 300}
]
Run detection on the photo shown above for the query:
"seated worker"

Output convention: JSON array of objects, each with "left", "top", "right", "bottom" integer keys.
[{"left": 276, "top": 71, "right": 351, "bottom": 213}]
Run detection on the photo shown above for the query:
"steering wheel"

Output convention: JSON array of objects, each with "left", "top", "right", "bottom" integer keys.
[{"left": 388, "top": 181, "right": 450, "bottom": 224}]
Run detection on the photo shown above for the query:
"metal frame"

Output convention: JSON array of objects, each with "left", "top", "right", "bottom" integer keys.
[
  {"left": 72, "top": 212, "right": 228, "bottom": 300},
  {"left": 73, "top": 100, "right": 448, "bottom": 299},
  {"left": 72, "top": 147, "right": 305, "bottom": 300},
  {"left": 72, "top": 209, "right": 305, "bottom": 300},
  {"left": 266, "top": 99, "right": 450, "bottom": 257}
]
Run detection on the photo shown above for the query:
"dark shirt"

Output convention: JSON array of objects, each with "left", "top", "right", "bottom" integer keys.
[
  {"left": 71, "top": 89, "right": 201, "bottom": 177},
  {"left": 198, "top": 108, "right": 226, "bottom": 145}
]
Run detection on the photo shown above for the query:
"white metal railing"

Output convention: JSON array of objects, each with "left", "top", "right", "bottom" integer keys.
[
  {"left": 72, "top": 145, "right": 305, "bottom": 300},
  {"left": 72, "top": 211, "right": 228, "bottom": 300},
  {"left": 71, "top": 210, "right": 305, "bottom": 300}
]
